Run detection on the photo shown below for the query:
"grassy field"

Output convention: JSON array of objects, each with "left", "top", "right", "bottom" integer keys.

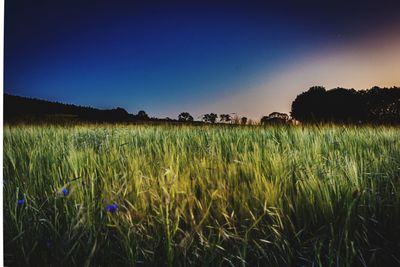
[{"left": 3, "top": 124, "right": 400, "bottom": 266}]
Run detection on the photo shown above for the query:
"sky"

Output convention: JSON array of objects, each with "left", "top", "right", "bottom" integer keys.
[{"left": 5, "top": 0, "right": 400, "bottom": 119}]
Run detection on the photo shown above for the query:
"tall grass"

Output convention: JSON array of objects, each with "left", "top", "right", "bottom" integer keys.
[{"left": 3, "top": 124, "right": 400, "bottom": 266}]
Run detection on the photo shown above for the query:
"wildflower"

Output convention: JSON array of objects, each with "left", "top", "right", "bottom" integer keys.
[
  {"left": 106, "top": 203, "right": 118, "bottom": 213},
  {"left": 62, "top": 188, "right": 69, "bottom": 197},
  {"left": 17, "top": 198, "right": 25, "bottom": 205}
]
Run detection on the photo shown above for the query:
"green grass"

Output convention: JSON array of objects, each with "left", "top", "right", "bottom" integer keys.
[{"left": 3, "top": 124, "right": 400, "bottom": 266}]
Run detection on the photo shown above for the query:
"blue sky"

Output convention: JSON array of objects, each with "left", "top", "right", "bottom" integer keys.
[{"left": 5, "top": 0, "right": 400, "bottom": 119}]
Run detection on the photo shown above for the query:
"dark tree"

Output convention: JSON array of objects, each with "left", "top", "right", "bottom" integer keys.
[
  {"left": 240, "top": 117, "right": 247, "bottom": 125},
  {"left": 202, "top": 113, "right": 218, "bottom": 123},
  {"left": 4, "top": 94, "right": 135, "bottom": 123},
  {"left": 291, "top": 86, "right": 400, "bottom": 124},
  {"left": 219, "top": 114, "right": 232, "bottom": 123},
  {"left": 178, "top": 112, "right": 194, "bottom": 122},
  {"left": 260, "top": 112, "right": 289, "bottom": 125},
  {"left": 260, "top": 116, "right": 269, "bottom": 125},
  {"left": 268, "top": 112, "right": 289, "bottom": 121},
  {"left": 291, "top": 86, "right": 327, "bottom": 122},
  {"left": 137, "top": 110, "right": 149, "bottom": 120},
  {"left": 365, "top": 87, "right": 400, "bottom": 123}
]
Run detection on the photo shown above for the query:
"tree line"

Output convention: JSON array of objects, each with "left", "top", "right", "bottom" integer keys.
[
  {"left": 4, "top": 94, "right": 150, "bottom": 123},
  {"left": 4, "top": 86, "right": 400, "bottom": 124},
  {"left": 291, "top": 86, "right": 400, "bottom": 124},
  {"left": 190, "top": 86, "right": 400, "bottom": 125}
]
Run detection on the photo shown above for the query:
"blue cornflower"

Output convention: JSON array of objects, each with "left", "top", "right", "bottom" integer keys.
[
  {"left": 106, "top": 203, "right": 118, "bottom": 213},
  {"left": 62, "top": 188, "right": 69, "bottom": 197},
  {"left": 17, "top": 198, "right": 25, "bottom": 205}
]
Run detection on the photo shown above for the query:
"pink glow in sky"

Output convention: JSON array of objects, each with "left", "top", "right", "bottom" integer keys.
[{"left": 193, "top": 25, "right": 400, "bottom": 120}]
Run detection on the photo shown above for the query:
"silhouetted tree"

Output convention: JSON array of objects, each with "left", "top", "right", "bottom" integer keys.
[
  {"left": 291, "top": 86, "right": 328, "bottom": 122},
  {"left": 260, "top": 116, "right": 269, "bottom": 125},
  {"left": 268, "top": 112, "right": 290, "bottom": 121},
  {"left": 137, "top": 110, "right": 149, "bottom": 120},
  {"left": 178, "top": 112, "right": 194, "bottom": 122},
  {"left": 240, "top": 117, "right": 247, "bottom": 125},
  {"left": 362, "top": 86, "right": 400, "bottom": 123},
  {"left": 202, "top": 113, "right": 218, "bottom": 123},
  {"left": 291, "top": 86, "right": 400, "bottom": 124},
  {"left": 219, "top": 114, "right": 232, "bottom": 123},
  {"left": 3, "top": 94, "right": 136, "bottom": 123},
  {"left": 260, "top": 112, "right": 289, "bottom": 125}
]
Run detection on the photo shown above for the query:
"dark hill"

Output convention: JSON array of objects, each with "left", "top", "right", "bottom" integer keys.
[{"left": 4, "top": 94, "right": 146, "bottom": 123}]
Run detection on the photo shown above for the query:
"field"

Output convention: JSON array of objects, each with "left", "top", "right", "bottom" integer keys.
[{"left": 3, "top": 124, "right": 400, "bottom": 266}]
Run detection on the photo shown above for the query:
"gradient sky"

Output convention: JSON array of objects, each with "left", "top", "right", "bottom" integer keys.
[{"left": 5, "top": 0, "right": 400, "bottom": 119}]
